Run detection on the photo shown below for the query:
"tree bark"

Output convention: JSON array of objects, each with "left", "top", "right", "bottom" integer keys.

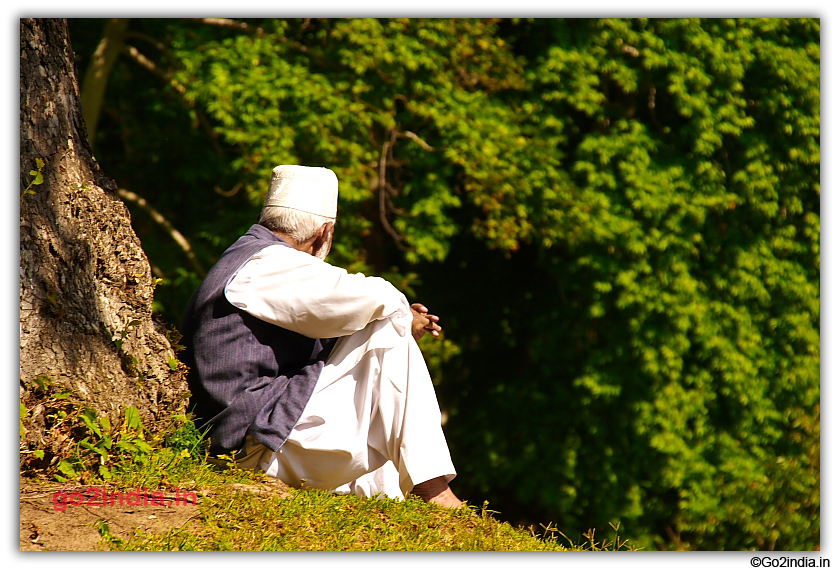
[{"left": 20, "top": 18, "right": 188, "bottom": 460}]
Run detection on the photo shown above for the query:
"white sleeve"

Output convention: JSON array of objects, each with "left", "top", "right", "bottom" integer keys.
[{"left": 224, "top": 244, "right": 412, "bottom": 339}]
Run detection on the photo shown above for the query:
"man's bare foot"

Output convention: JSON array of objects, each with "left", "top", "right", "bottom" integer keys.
[{"left": 411, "top": 476, "right": 464, "bottom": 508}]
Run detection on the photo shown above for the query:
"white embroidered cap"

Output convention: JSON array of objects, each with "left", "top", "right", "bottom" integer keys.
[{"left": 262, "top": 165, "right": 338, "bottom": 219}]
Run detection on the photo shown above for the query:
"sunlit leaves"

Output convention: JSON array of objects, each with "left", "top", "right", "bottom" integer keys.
[
  {"left": 522, "top": 17, "right": 819, "bottom": 549},
  {"left": 77, "top": 17, "right": 818, "bottom": 550}
]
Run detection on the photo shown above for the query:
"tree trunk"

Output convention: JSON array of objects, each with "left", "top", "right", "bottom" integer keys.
[
  {"left": 19, "top": 18, "right": 188, "bottom": 464},
  {"left": 79, "top": 18, "right": 130, "bottom": 145}
]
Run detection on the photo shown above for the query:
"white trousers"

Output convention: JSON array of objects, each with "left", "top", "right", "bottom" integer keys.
[{"left": 258, "top": 316, "right": 456, "bottom": 499}]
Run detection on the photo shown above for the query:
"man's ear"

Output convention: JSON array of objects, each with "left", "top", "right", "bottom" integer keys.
[
  {"left": 319, "top": 221, "right": 335, "bottom": 243},
  {"left": 311, "top": 221, "right": 334, "bottom": 255}
]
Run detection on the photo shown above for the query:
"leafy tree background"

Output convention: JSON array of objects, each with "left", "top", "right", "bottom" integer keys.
[{"left": 66, "top": 17, "right": 819, "bottom": 550}]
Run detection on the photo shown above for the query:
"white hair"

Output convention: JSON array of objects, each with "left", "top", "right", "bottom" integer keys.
[{"left": 259, "top": 206, "right": 332, "bottom": 253}]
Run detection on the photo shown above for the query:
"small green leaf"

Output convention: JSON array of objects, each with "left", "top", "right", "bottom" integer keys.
[
  {"left": 80, "top": 409, "right": 102, "bottom": 437},
  {"left": 57, "top": 459, "right": 78, "bottom": 478},
  {"left": 124, "top": 406, "right": 142, "bottom": 431},
  {"left": 33, "top": 375, "right": 51, "bottom": 392},
  {"left": 96, "top": 520, "right": 112, "bottom": 536},
  {"left": 90, "top": 445, "right": 108, "bottom": 458}
]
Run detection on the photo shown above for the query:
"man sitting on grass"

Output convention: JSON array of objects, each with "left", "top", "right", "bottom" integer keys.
[{"left": 181, "top": 165, "right": 462, "bottom": 507}]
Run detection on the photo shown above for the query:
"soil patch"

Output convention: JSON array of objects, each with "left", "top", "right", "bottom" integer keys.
[{"left": 19, "top": 478, "right": 291, "bottom": 551}]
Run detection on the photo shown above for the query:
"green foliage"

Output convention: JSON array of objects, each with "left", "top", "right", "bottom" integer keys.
[
  {"left": 21, "top": 157, "right": 45, "bottom": 199},
  {"left": 96, "top": 520, "right": 125, "bottom": 550},
  {"left": 68, "top": 17, "right": 819, "bottom": 550},
  {"left": 20, "top": 370, "right": 206, "bottom": 486},
  {"left": 164, "top": 18, "right": 547, "bottom": 268},
  {"left": 53, "top": 406, "right": 158, "bottom": 483},
  {"left": 512, "top": 18, "right": 819, "bottom": 550}
]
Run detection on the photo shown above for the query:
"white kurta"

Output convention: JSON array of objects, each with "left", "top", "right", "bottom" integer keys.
[{"left": 224, "top": 244, "right": 456, "bottom": 498}]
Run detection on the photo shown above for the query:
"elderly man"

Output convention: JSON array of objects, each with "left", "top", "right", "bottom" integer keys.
[{"left": 180, "top": 165, "right": 461, "bottom": 507}]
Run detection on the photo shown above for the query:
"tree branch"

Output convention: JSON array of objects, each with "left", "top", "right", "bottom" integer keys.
[
  {"left": 397, "top": 130, "right": 435, "bottom": 152},
  {"left": 116, "top": 188, "right": 206, "bottom": 277},
  {"left": 379, "top": 130, "right": 408, "bottom": 250},
  {"left": 214, "top": 182, "right": 243, "bottom": 197},
  {"left": 124, "top": 30, "right": 166, "bottom": 52},
  {"left": 122, "top": 43, "right": 227, "bottom": 158},
  {"left": 124, "top": 45, "right": 187, "bottom": 96},
  {"left": 187, "top": 18, "right": 265, "bottom": 36}
]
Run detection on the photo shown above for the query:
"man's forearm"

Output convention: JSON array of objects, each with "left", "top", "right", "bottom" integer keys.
[{"left": 225, "top": 244, "right": 412, "bottom": 339}]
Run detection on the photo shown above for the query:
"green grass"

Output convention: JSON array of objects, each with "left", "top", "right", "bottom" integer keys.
[
  {"left": 106, "top": 485, "right": 570, "bottom": 551},
  {"left": 23, "top": 410, "right": 637, "bottom": 551},
  {"left": 96, "top": 453, "right": 635, "bottom": 551}
]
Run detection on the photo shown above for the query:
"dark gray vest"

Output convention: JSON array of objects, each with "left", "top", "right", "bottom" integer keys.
[{"left": 181, "top": 224, "right": 336, "bottom": 455}]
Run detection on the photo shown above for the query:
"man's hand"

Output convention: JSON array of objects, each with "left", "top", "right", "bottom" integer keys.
[{"left": 410, "top": 303, "right": 442, "bottom": 341}]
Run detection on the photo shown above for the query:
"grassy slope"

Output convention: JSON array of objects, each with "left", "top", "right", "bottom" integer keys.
[
  {"left": 49, "top": 451, "right": 631, "bottom": 551},
  {"left": 105, "top": 483, "right": 576, "bottom": 551},
  {"left": 21, "top": 410, "right": 634, "bottom": 551}
]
